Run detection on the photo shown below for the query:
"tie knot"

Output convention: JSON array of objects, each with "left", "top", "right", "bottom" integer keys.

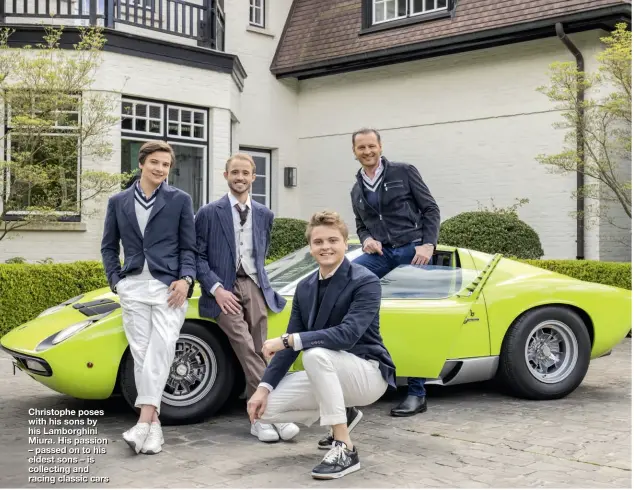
[{"left": 234, "top": 203, "right": 249, "bottom": 226}]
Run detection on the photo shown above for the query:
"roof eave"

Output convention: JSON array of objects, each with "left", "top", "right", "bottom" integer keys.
[{"left": 271, "top": 4, "right": 631, "bottom": 80}]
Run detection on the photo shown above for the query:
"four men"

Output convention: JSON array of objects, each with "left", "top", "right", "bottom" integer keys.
[{"left": 101, "top": 131, "right": 439, "bottom": 478}]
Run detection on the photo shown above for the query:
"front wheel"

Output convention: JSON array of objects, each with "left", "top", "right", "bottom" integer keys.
[
  {"left": 119, "top": 321, "right": 236, "bottom": 425},
  {"left": 498, "top": 306, "right": 591, "bottom": 400}
]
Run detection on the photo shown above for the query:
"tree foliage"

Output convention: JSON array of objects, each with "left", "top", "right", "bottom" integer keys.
[
  {"left": 0, "top": 25, "right": 126, "bottom": 241},
  {"left": 536, "top": 23, "right": 631, "bottom": 232}
]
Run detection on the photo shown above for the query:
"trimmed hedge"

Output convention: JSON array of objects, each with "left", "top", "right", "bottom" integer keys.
[
  {"left": 439, "top": 211, "right": 544, "bottom": 259},
  {"left": 267, "top": 217, "right": 308, "bottom": 260},
  {"left": 522, "top": 259, "right": 631, "bottom": 290},
  {"left": 0, "top": 262, "right": 108, "bottom": 336}
]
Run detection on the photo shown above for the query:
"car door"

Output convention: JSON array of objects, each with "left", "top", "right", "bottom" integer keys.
[{"left": 377, "top": 255, "right": 491, "bottom": 378}]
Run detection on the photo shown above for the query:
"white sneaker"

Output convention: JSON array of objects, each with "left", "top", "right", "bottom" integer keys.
[
  {"left": 251, "top": 421, "right": 280, "bottom": 442},
  {"left": 123, "top": 423, "right": 150, "bottom": 454},
  {"left": 274, "top": 423, "right": 300, "bottom": 441},
  {"left": 141, "top": 422, "right": 164, "bottom": 455}
]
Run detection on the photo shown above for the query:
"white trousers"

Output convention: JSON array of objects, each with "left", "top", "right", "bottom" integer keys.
[
  {"left": 260, "top": 348, "right": 388, "bottom": 427},
  {"left": 117, "top": 277, "right": 188, "bottom": 414}
]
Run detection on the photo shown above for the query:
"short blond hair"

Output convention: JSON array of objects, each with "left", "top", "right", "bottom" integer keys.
[
  {"left": 225, "top": 153, "right": 256, "bottom": 173},
  {"left": 305, "top": 211, "right": 349, "bottom": 242}
]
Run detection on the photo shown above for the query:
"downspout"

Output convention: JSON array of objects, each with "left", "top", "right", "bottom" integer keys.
[{"left": 555, "top": 23, "right": 585, "bottom": 260}]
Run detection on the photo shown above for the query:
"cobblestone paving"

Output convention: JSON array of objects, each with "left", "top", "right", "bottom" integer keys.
[{"left": 0, "top": 340, "right": 631, "bottom": 488}]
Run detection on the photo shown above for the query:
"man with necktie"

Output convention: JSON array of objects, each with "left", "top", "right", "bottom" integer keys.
[{"left": 195, "top": 153, "right": 299, "bottom": 442}]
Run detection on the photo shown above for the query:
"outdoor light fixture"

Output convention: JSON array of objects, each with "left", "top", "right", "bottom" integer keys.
[{"left": 284, "top": 167, "right": 297, "bottom": 187}]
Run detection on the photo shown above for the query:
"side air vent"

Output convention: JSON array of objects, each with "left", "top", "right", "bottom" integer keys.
[{"left": 73, "top": 299, "right": 120, "bottom": 317}]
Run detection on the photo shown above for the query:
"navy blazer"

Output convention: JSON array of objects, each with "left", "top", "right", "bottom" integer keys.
[
  {"left": 100, "top": 184, "right": 197, "bottom": 292},
  {"left": 260, "top": 258, "right": 397, "bottom": 390},
  {"left": 195, "top": 195, "right": 287, "bottom": 319}
]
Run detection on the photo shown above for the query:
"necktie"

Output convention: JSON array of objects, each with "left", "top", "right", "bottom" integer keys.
[{"left": 234, "top": 203, "right": 249, "bottom": 226}]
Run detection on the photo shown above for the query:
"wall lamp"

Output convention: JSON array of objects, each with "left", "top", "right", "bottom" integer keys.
[{"left": 284, "top": 167, "right": 297, "bottom": 187}]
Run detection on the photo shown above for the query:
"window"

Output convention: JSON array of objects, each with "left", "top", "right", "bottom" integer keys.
[
  {"left": 121, "top": 100, "right": 163, "bottom": 136},
  {"left": 215, "top": 0, "right": 225, "bottom": 51},
  {"left": 121, "top": 98, "right": 208, "bottom": 212},
  {"left": 373, "top": 0, "right": 446, "bottom": 23},
  {"left": 240, "top": 148, "right": 270, "bottom": 207},
  {"left": 249, "top": 0, "right": 264, "bottom": 27},
  {"left": 380, "top": 264, "right": 478, "bottom": 299},
  {"left": 167, "top": 106, "right": 206, "bottom": 141},
  {"left": 3, "top": 92, "right": 81, "bottom": 218},
  {"left": 364, "top": 0, "right": 451, "bottom": 29}
]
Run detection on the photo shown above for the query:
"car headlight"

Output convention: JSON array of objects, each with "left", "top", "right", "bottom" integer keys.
[
  {"left": 51, "top": 320, "right": 94, "bottom": 345},
  {"left": 37, "top": 295, "right": 84, "bottom": 318}
]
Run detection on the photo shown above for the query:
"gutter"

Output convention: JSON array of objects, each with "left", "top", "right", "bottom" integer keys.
[
  {"left": 555, "top": 23, "right": 585, "bottom": 260},
  {"left": 272, "top": 4, "right": 631, "bottom": 79}
]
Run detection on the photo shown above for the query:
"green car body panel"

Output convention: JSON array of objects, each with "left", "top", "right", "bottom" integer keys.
[{"left": 1, "top": 244, "right": 630, "bottom": 401}]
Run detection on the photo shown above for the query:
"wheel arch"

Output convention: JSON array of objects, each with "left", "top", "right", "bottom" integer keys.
[
  {"left": 112, "top": 318, "right": 246, "bottom": 398},
  {"left": 501, "top": 303, "right": 595, "bottom": 350}
]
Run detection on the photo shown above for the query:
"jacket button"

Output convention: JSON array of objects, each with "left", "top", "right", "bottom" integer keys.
[{"left": 144, "top": 248, "right": 147, "bottom": 252}]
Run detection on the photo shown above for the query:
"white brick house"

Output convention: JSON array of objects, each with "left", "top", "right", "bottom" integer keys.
[{"left": 0, "top": 0, "right": 631, "bottom": 262}]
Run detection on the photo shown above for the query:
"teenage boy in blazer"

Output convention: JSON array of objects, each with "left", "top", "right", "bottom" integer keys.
[
  {"left": 247, "top": 211, "right": 396, "bottom": 480},
  {"left": 101, "top": 141, "right": 196, "bottom": 455}
]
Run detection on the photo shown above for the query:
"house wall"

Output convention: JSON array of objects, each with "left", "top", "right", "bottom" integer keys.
[
  {"left": 295, "top": 30, "right": 629, "bottom": 261},
  {"left": 0, "top": 50, "right": 237, "bottom": 263},
  {"left": 223, "top": 0, "right": 300, "bottom": 218}
]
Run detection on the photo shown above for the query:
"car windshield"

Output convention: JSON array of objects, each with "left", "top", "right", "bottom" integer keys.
[
  {"left": 265, "top": 245, "right": 363, "bottom": 293},
  {"left": 266, "top": 246, "right": 479, "bottom": 299}
]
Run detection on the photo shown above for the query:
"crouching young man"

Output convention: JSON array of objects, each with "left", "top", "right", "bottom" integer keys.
[
  {"left": 247, "top": 211, "right": 396, "bottom": 480},
  {"left": 101, "top": 141, "right": 196, "bottom": 455}
]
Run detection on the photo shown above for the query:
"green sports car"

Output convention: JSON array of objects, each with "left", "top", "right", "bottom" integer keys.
[{"left": 1, "top": 244, "right": 631, "bottom": 424}]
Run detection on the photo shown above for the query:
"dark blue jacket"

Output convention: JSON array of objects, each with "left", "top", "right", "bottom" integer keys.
[
  {"left": 100, "top": 184, "right": 197, "bottom": 292},
  {"left": 261, "top": 258, "right": 396, "bottom": 390},
  {"left": 195, "top": 195, "right": 287, "bottom": 319},
  {"left": 351, "top": 157, "right": 440, "bottom": 248}
]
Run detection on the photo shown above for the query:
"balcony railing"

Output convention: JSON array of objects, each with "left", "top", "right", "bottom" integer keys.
[{"left": 1, "top": 0, "right": 225, "bottom": 50}]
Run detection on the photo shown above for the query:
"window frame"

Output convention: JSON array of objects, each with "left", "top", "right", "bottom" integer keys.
[
  {"left": 120, "top": 96, "right": 210, "bottom": 211},
  {"left": 3, "top": 93, "right": 83, "bottom": 221},
  {"left": 239, "top": 147, "right": 271, "bottom": 209},
  {"left": 249, "top": 0, "right": 265, "bottom": 28},
  {"left": 121, "top": 136, "right": 208, "bottom": 210},
  {"left": 361, "top": 0, "right": 453, "bottom": 34}
]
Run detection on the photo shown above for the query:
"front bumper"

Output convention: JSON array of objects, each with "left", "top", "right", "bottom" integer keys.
[{"left": 1, "top": 346, "right": 52, "bottom": 377}]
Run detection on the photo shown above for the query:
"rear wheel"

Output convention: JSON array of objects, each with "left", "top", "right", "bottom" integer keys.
[
  {"left": 120, "top": 321, "right": 236, "bottom": 425},
  {"left": 498, "top": 306, "right": 591, "bottom": 400}
]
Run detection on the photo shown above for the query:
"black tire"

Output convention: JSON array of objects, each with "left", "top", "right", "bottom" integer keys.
[
  {"left": 120, "top": 321, "right": 236, "bottom": 425},
  {"left": 497, "top": 306, "right": 591, "bottom": 400}
]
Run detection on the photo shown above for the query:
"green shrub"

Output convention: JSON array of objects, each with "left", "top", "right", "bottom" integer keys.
[
  {"left": 0, "top": 262, "right": 107, "bottom": 337},
  {"left": 439, "top": 211, "right": 544, "bottom": 259},
  {"left": 523, "top": 259, "right": 631, "bottom": 290},
  {"left": 268, "top": 217, "right": 308, "bottom": 261}
]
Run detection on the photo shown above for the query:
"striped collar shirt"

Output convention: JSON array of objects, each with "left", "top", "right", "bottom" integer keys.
[
  {"left": 134, "top": 180, "right": 163, "bottom": 211},
  {"left": 361, "top": 158, "right": 384, "bottom": 192}
]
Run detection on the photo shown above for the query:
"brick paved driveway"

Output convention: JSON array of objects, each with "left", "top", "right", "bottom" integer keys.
[{"left": 0, "top": 339, "right": 631, "bottom": 488}]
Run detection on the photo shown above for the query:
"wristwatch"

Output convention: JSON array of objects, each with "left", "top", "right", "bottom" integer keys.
[
  {"left": 281, "top": 333, "right": 291, "bottom": 349},
  {"left": 181, "top": 276, "right": 194, "bottom": 286}
]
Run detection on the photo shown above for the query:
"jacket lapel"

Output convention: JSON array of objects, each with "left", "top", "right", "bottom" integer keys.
[
  {"left": 124, "top": 186, "right": 143, "bottom": 239},
  {"left": 251, "top": 203, "right": 260, "bottom": 255},
  {"left": 305, "top": 272, "right": 319, "bottom": 330},
  {"left": 216, "top": 196, "right": 236, "bottom": 265},
  {"left": 146, "top": 186, "right": 167, "bottom": 226},
  {"left": 311, "top": 259, "right": 352, "bottom": 331}
]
